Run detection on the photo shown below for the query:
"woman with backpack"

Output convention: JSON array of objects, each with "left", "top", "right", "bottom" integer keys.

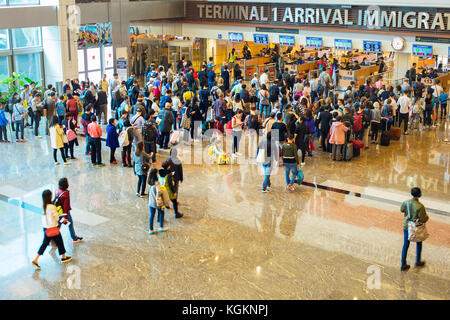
[
  {"left": 81, "top": 104, "right": 93, "bottom": 155},
  {"left": 62, "top": 112, "right": 78, "bottom": 160},
  {"left": 49, "top": 115, "right": 70, "bottom": 166},
  {"left": 147, "top": 168, "right": 171, "bottom": 234},
  {"left": 55, "top": 177, "right": 83, "bottom": 243},
  {"left": 32, "top": 189, "right": 72, "bottom": 270},
  {"left": 410, "top": 96, "right": 424, "bottom": 130},
  {"left": 133, "top": 141, "right": 152, "bottom": 198}
]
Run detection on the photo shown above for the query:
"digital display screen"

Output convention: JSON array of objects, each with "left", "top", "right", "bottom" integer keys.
[
  {"left": 412, "top": 44, "right": 433, "bottom": 57},
  {"left": 228, "top": 32, "right": 243, "bottom": 43},
  {"left": 334, "top": 39, "right": 352, "bottom": 51},
  {"left": 254, "top": 34, "right": 269, "bottom": 45},
  {"left": 363, "top": 40, "right": 382, "bottom": 53},
  {"left": 279, "top": 35, "right": 295, "bottom": 47},
  {"left": 306, "top": 37, "right": 323, "bottom": 49}
]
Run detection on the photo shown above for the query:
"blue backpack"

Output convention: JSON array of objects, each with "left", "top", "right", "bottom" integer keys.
[{"left": 56, "top": 101, "right": 66, "bottom": 116}]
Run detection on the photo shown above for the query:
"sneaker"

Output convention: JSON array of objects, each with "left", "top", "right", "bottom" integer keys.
[
  {"left": 404, "top": 132, "right": 409, "bottom": 135},
  {"left": 55, "top": 162, "right": 60, "bottom": 165},
  {"left": 22, "top": 138, "right": 27, "bottom": 142},
  {"left": 301, "top": 162, "right": 305, "bottom": 166},
  {"left": 235, "top": 152, "right": 242, "bottom": 156},
  {"left": 136, "top": 193, "right": 140, "bottom": 197},
  {"left": 400, "top": 264, "right": 410, "bottom": 271},
  {"left": 96, "top": 163, "right": 105, "bottom": 167},
  {"left": 148, "top": 230, "right": 157, "bottom": 235},
  {"left": 261, "top": 189, "right": 268, "bottom": 193},
  {"left": 61, "top": 256, "right": 72, "bottom": 263},
  {"left": 110, "top": 160, "right": 118, "bottom": 165},
  {"left": 73, "top": 237, "right": 83, "bottom": 243},
  {"left": 4, "top": 140, "right": 10, "bottom": 144},
  {"left": 288, "top": 185, "right": 296, "bottom": 191},
  {"left": 64, "top": 162, "right": 71, "bottom": 166},
  {"left": 415, "top": 261, "right": 426, "bottom": 268},
  {"left": 152, "top": 160, "right": 159, "bottom": 165},
  {"left": 175, "top": 213, "right": 183, "bottom": 219},
  {"left": 140, "top": 194, "right": 148, "bottom": 198},
  {"left": 36, "top": 136, "right": 42, "bottom": 139},
  {"left": 16, "top": 139, "right": 22, "bottom": 143},
  {"left": 31, "top": 261, "right": 40, "bottom": 270},
  {"left": 158, "top": 227, "right": 168, "bottom": 233},
  {"left": 70, "top": 157, "right": 78, "bottom": 160}
]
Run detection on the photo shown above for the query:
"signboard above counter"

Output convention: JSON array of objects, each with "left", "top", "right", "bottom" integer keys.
[{"left": 186, "top": 1, "right": 450, "bottom": 35}]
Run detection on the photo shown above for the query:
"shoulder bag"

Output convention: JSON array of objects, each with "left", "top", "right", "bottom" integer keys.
[{"left": 407, "top": 200, "right": 429, "bottom": 242}]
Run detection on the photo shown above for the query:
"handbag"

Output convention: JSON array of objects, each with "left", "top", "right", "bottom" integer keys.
[
  {"left": 407, "top": 200, "right": 429, "bottom": 242},
  {"left": 181, "top": 114, "right": 191, "bottom": 129},
  {"left": 67, "top": 128, "right": 77, "bottom": 141},
  {"left": 45, "top": 226, "right": 60, "bottom": 237}
]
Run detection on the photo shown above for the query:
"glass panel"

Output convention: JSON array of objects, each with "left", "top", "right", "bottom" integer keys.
[
  {"left": 8, "top": 0, "right": 39, "bottom": 5},
  {"left": 78, "top": 72, "right": 86, "bottom": 82},
  {"left": 87, "top": 47, "right": 100, "bottom": 71},
  {"left": 0, "top": 0, "right": 6, "bottom": 6},
  {"left": 0, "top": 29, "right": 8, "bottom": 50},
  {"left": 0, "top": 56, "right": 9, "bottom": 92},
  {"left": 104, "top": 68, "right": 114, "bottom": 80},
  {"left": 12, "top": 27, "right": 41, "bottom": 49},
  {"left": 88, "top": 71, "right": 101, "bottom": 85},
  {"left": 77, "top": 49, "right": 85, "bottom": 72},
  {"left": 103, "top": 46, "right": 113, "bottom": 69},
  {"left": 14, "top": 52, "right": 42, "bottom": 83}
]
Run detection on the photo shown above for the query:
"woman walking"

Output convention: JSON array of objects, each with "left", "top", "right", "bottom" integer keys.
[
  {"left": 32, "top": 189, "right": 72, "bottom": 270},
  {"left": 49, "top": 115, "right": 70, "bottom": 165},
  {"left": 55, "top": 177, "right": 83, "bottom": 243},
  {"left": 400, "top": 187, "right": 429, "bottom": 271},
  {"left": 133, "top": 141, "right": 151, "bottom": 198},
  {"left": 148, "top": 168, "right": 171, "bottom": 234}
]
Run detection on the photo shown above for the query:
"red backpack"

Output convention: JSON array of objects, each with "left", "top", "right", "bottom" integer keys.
[
  {"left": 225, "top": 118, "right": 233, "bottom": 135},
  {"left": 353, "top": 112, "right": 363, "bottom": 132}
]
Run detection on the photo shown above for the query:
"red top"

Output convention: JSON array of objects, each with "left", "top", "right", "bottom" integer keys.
[
  {"left": 214, "top": 121, "right": 224, "bottom": 134},
  {"left": 56, "top": 189, "right": 71, "bottom": 214}
]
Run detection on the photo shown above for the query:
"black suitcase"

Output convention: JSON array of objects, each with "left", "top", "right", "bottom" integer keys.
[{"left": 380, "top": 122, "right": 391, "bottom": 146}]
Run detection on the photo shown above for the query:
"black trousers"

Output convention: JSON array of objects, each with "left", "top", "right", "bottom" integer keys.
[
  {"left": 371, "top": 122, "right": 380, "bottom": 141},
  {"left": 37, "top": 229, "right": 66, "bottom": 255},
  {"left": 89, "top": 137, "right": 102, "bottom": 164},
  {"left": 171, "top": 198, "right": 179, "bottom": 215},
  {"left": 0, "top": 126, "right": 7, "bottom": 141},
  {"left": 65, "top": 140, "right": 75, "bottom": 158},
  {"left": 110, "top": 147, "right": 116, "bottom": 162},
  {"left": 53, "top": 148, "right": 67, "bottom": 163},
  {"left": 137, "top": 174, "right": 147, "bottom": 195},
  {"left": 33, "top": 114, "right": 40, "bottom": 136},
  {"left": 144, "top": 142, "right": 156, "bottom": 161},
  {"left": 398, "top": 113, "right": 409, "bottom": 133}
]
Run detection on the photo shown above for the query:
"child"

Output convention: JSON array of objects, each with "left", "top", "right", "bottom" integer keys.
[
  {"left": 56, "top": 96, "right": 66, "bottom": 125},
  {"left": 106, "top": 118, "right": 120, "bottom": 164},
  {"left": 148, "top": 168, "right": 171, "bottom": 234},
  {"left": 0, "top": 103, "right": 10, "bottom": 143}
]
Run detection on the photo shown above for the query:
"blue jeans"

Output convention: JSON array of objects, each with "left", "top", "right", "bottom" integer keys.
[
  {"left": 85, "top": 135, "right": 91, "bottom": 153},
  {"left": 262, "top": 163, "right": 272, "bottom": 190},
  {"left": 232, "top": 130, "right": 242, "bottom": 153},
  {"left": 58, "top": 213, "right": 78, "bottom": 240},
  {"left": 260, "top": 104, "right": 270, "bottom": 119},
  {"left": 401, "top": 229, "right": 422, "bottom": 267},
  {"left": 149, "top": 207, "right": 164, "bottom": 230},
  {"left": 284, "top": 162, "right": 297, "bottom": 186},
  {"left": 14, "top": 119, "right": 24, "bottom": 140},
  {"left": 172, "top": 111, "right": 178, "bottom": 130}
]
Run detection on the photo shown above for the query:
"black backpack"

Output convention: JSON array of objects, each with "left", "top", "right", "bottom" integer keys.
[
  {"left": 248, "top": 114, "right": 260, "bottom": 130},
  {"left": 142, "top": 122, "right": 157, "bottom": 143},
  {"left": 269, "top": 85, "right": 279, "bottom": 99}
]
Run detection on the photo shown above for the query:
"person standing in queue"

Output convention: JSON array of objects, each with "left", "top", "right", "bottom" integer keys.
[{"left": 87, "top": 114, "right": 104, "bottom": 166}]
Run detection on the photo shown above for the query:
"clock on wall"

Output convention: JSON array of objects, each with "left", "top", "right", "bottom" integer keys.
[{"left": 391, "top": 37, "right": 406, "bottom": 51}]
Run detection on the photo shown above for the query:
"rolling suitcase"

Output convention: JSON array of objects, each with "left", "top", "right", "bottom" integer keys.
[
  {"left": 169, "top": 130, "right": 180, "bottom": 145},
  {"left": 380, "top": 122, "right": 391, "bottom": 146},
  {"left": 344, "top": 142, "right": 353, "bottom": 161},
  {"left": 390, "top": 118, "right": 401, "bottom": 140}
]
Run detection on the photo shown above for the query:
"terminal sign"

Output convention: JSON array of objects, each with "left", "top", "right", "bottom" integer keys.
[{"left": 188, "top": 2, "right": 450, "bottom": 34}]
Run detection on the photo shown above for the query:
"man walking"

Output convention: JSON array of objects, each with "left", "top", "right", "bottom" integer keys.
[{"left": 281, "top": 134, "right": 299, "bottom": 192}]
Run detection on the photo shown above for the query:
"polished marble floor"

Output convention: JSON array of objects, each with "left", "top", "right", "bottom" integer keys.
[{"left": 0, "top": 120, "right": 449, "bottom": 300}]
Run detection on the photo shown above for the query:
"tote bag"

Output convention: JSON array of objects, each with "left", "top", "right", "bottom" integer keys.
[{"left": 407, "top": 200, "right": 429, "bottom": 242}]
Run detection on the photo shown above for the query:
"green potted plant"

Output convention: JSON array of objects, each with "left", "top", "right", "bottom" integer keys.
[{"left": 0, "top": 72, "right": 41, "bottom": 110}]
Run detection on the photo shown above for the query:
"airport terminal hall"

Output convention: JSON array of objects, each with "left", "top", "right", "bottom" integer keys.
[{"left": 1, "top": 0, "right": 450, "bottom": 301}]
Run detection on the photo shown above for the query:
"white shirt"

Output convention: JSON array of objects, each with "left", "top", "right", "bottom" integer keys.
[
  {"left": 42, "top": 204, "right": 60, "bottom": 228},
  {"left": 172, "top": 96, "right": 181, "bottom": 112},
  {"left": 259, "top": 73, "right": 268, "bottom": 88},
  {"left": 397, "top": 95, "right": 411, "bottom": 114},
  {"left": 432, "top": 85, "right": 443, "bottom": 98}
]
